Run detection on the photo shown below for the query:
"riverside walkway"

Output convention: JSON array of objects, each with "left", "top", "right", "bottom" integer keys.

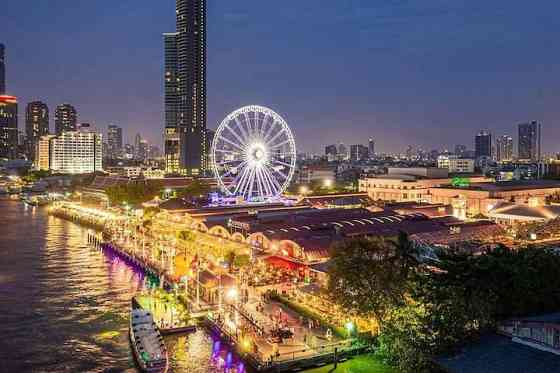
[{"left": 60, "top": 202, "right": 366, "bottom": 372}]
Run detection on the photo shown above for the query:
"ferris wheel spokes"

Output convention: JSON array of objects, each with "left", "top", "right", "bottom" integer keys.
[{"left": 211, "top": 105, "right": 296, "bottom": 201}]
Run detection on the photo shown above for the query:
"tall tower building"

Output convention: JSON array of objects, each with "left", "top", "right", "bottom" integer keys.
[
  {"left": 496, "top": 135, "right": 513, "bottom": 162},
  {"left": 25, "top": 101, "right": 49, "bottom": 160},
  {"left": 475, "top": 130, "right": 492, "bottom": 159},
  {"left": 0, "top": 43, "right": 5, "bottom": 95},
  {"left": 107, "top": 124, "right": 123, "bottom": 158},
  {"left": 518, "top": 121, "right": 541, "bottom": 162},
  {"left": 368, "top": 138, "right": 375, "bottom": 159},
  {"left": 164, "top": 0, "right": 207, "bottom": 176},
  {"left": 55, "top": 104, "right": 77, "bottom": 135},
  {"left": 0, "top": 95, "right": 18, "bottom": 159},
  {"left": 26, "top": 101, "right": 49, "bottom": 142}
]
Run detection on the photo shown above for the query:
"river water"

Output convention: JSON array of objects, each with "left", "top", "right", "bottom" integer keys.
[{"left": 0, "top": 200, "right": 250, "bottom": 373}]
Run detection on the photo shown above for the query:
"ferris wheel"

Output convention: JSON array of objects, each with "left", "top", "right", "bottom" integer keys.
[{"left": 211, "top": 105, "right": 296, "bottom": 202}]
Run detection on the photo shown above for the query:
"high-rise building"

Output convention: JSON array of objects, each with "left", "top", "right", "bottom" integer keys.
[
  {"left": 496, "top": 135, "right": 513, "bottom": 162},
  {"left": 164, "top": 33, "right": 179, "bottom": 130},
  {"left": 325, "top": 144, "right": 337, "bottom": 161},
  {"left": 34, "top": 135, "right": 56, "bottom": 171},
  {"left": 107, "top": 124, "right": 123, "bottom": 158},
  {"left": 0, "top": 95, "right": 18, "bottom": 159},
  {"left": 368, "top": 138, "right": 375, "bottom": 159},
  {"left": 350, "top": 144, "right": 369, "bottom": 161},
  {"left": 138, "top": 139, "right": 149, "bottom": 161},
  {"left": 0, "top": 43, "right": 5, "bottom": 95},
  {"left": 47, "top": 131, "right": 103, "bottom": 174},
  {"left": 25, "top": 101, "right": 49, "bottom": 142},
  {"left": 134, "top": 133, "right": 142, "bottom": 159},
  {"left": 518, "top": 121, "right": 541, "bottom": 162},
  {"left": 337, "top": 143, "right": 348, "bottom": 160},
  {"left": 163, "top": 0, "right": 207, "bottom": 176},
  {"left": 475, "top": 130, "right": 492, "bottom": 159},
  {"left": 55, "top": 104, "right": 77, "bottom": 135}
]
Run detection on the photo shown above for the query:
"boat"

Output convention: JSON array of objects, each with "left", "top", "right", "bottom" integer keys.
[{"left": 130, "top": 307, "right": 168, "bottom": 373}]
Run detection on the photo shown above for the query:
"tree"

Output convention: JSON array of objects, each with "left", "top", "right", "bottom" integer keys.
[
  {"left": 225, "top": 250, "right": 236, "bottom": 272},
  {"left": 105, "top": 180, "right": 163, "bottom": 206},
  {"left": 175, "top": 179, "right": 211, "bottom": 199},
  {"left": 328, "top": 236, "right": 414, "bottom": 324}
]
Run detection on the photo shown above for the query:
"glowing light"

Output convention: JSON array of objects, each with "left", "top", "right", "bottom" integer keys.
[
  {"left": 226, "top": 287, "right": 238, "bottom": 301},
  {"left": 211, "top": 105, "right": 297, "bottom": 201}
]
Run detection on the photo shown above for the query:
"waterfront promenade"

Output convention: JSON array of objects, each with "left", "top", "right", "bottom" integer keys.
[{"left": 53, "top": 201, "right": 363, "bottom": 372}]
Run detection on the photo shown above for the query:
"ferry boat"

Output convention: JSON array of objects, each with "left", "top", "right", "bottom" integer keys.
[{"left": 129, "top": 307, "right": 168, "bottom": 372}]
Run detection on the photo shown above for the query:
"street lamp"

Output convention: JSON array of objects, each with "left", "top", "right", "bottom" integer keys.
[
  {"left": 345, "top": 321, "right": 354, "bottom": 338},
  {"left": 226, "top": 287, "right": 238, "bottom": 303},
  {"left": 323, "top": 179, "right": 333, "bottom": 188}
]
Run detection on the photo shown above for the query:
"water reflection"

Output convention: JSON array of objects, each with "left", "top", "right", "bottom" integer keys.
[{"left": 0, "top": 201, "right": 251, "bottom": 372}]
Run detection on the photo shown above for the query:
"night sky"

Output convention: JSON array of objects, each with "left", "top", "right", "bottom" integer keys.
[{"left": 2, "top": 0, "right": 560, "bottom": 154}]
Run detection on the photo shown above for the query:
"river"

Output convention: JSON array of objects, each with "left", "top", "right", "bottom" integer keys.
[{"left": 0, "top": 199, "right": 250, "bottom": 373}]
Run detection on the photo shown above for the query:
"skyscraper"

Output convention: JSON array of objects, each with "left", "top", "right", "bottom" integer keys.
[
  {"left": 0, "top": 95, "right": 18, "bottom": 159},
  {"left": 0, "top": 43, "right": 5, "bottom": 95},
  {"left": 475, "top": 130, "right": 492, "bottom": 159},
  {"left": 164, "top": 0, "right": 207, "bottom": 176},
  {"left": 107, "top": 124, "right": 123, "bottom": 159},
  {"left": 368, "top": 138, "right": 375, "bottom": 159},
  {"left": 350, "top": 144, "right": 369, "bottom": 161},
  {"left": 496, "top": 135, "right": 513, "bottom": 162},
  {"left": 55, "top": 104, "right": 77, "bottom": 135},
  {"left": 518, "top": 121, "right": 541, "bottom": 162},
  {"left": 25, "top": 101, "right": 49, "bottom": 160},
  {"left": 26, "top": 102, "right": 49, "bottom": 139}
]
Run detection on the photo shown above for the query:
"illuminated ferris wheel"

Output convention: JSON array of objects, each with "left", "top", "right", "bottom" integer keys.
[{"left": 211, "top": 105, "right": 296, "bottom": 202}]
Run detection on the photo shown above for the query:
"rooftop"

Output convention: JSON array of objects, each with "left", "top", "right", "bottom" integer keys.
[{"left": 435, "top": 180, "right": 560, "bottom": 193}]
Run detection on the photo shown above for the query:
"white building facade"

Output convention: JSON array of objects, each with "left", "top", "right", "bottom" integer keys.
[
  {"left": 36, "top": 131, "right": 103, "bottom": 174},
  {"left": 437, "top": 155, "right": 475, "bottom": 173}
]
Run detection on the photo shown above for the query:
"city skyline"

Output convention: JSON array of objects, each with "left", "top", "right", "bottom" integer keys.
[{"left": 2, "top": 1, "right": 560, "bottom": 154}]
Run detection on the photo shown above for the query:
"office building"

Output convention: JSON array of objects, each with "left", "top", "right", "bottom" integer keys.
[
  {"left": 437, "top": 155, "right": 475, "bottom": 173},
  {"left": 107, "top": 124, "right": 123, "bottom": 158},
  {"left": 368, "top": 138, "right": 375, "bottom": 158},
  {"left": 34, "top": 135, "right": 56, "bottom": 171},
  {"left": 0, "top": 95, "right": 18, "bottom": 159},
  {"left": 325, "top": 144, "right": 337, "bottom": 161},
  {"left": 350, "top": 144, "right": 369, "bottom": 161},
  {"left": 518, "top": 121, "right": 541, "bottom": 162},
  {"left": 163, "top": 0, "right": 207, "bottom": 176},
  {"left": 25, "top": 101, "right": 49, "bottom": 141},
  {"left": 496, "top": 135, "right": 513, "bottom": 162},
  {"left": 475, "top": 130, "right": 492, "bottom": 159},
  {"left": 138, "top": 139, "right": 149, "bottom": 161},
  {"left": 43, "top": 131, "right": 103, "bottom": 174},
  {"left": 54, "top": 104, "right": 77, "bottom": 135},
  {"left": 0, "top": 43, "right": 5, "bottom": 95}
]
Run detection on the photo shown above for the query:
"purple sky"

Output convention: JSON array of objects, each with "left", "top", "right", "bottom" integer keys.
[{"left": 2, "top": 0, "right": 560, "bottom": 154}]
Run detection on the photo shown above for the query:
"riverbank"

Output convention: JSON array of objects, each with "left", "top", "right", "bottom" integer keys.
[{"left": 49, "top": 201, "right": 394, "bottom": 373}]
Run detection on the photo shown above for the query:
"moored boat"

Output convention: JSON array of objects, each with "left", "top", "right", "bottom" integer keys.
[{"left": 129, "top": 307, "right": 168, "bottom": 372}]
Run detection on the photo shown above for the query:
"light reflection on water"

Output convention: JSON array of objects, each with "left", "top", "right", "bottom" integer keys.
[{"left": 0, "top": 200, "right": 249, "bottom": 372}]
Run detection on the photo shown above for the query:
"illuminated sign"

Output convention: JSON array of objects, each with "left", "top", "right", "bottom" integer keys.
[{"left": 452, "top": 177, "right": 470, "bottom": 188}]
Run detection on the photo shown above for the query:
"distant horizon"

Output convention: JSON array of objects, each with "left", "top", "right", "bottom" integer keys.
[{"left": 2, "top": 0, "right": 560, "bottom": 154}]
